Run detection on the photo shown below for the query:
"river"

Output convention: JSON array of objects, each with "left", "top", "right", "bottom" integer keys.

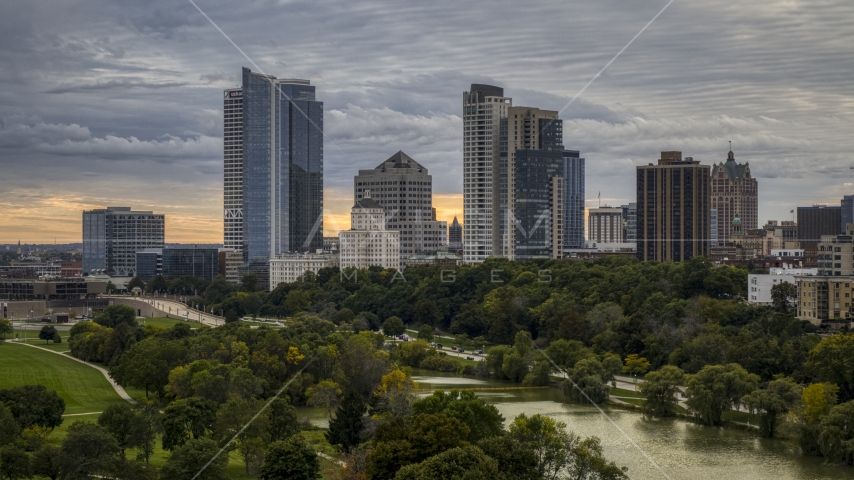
[{"left": 298, "top": 370, "right": 849, "bottom": 480}]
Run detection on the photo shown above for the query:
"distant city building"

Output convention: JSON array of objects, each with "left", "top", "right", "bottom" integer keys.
[
  {"left": 710, "top": 150, "right": 757, "bottom": 243},
  {"left": 0, "top": 262, "right": 61, "bottom": 279},
  {"left": 60, "top": 261, "right": 82, "bottom": 277},
  {"left": 0, "top": 279, "right": 106, "bottom": 300},
  {"left": 797, "top": 205, "right": 841, "bottom": 244},
  {"left": 763, "top": 220, "right": 798, "bottom": 244},
  {"left": 241, "top": 67, "right": 323, "bottom": 266},
  {"left": 748, "top": 268, "right": 817, "bottom": 305},
  {"left": 816, "top": 223, "right": 854, "bottom": 276},
  {"left": 636, "top": 152, "right": 711, "bottom": 262},
  {"left": 841, "top": 195, "right": 854, "bottom": 233},
  {"left": 621, "top": 203, "right": 637, "bottom": 244},
  {"left": 463, "top": 84, "right": 511, "bottom": 263},
  {"left": 588, "top": 207, "right": 623, "bottom": 244},
  {"left": 403, "top": 251, "right": 463, "bottom": 268},
  {"left": 353, "top": 151, "right": 447, "bottom": 257},
  {"left": 339, "top": 194, "right": 400, "bottom": 271},
  {"left": 710, "top": 209, "right": 718, "bottom": 246},
  {"left": 82, "top": 207, "right": 164, "bottom": 276},
  {"left": 448, "top": 217, "right": 463, "bottom": 252},
  {"left": 135, "top": 248, "right": 219, "bottom": 282},
  {"left": 223, "top": 87, "right": 243, "bottom": 252},
  {"left": 269, "top": 253, "right": 336, "bottom": 289},
  {"left": 509, "top": 149, "right": 564, "bottom": 259},
  {"left": 796, "top": 275, "right": 854, "bottom": 324},
  {"left": 323, "top": 237, "right": 340, "bottom": 252},
  {"left": 561, "top": 150, "right": 586, "bottom": 249}
]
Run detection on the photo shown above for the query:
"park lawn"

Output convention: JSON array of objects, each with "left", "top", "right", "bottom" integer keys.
[
  {"left": 139, "top": 317, "right": 187, "bottom": 328},
  {"left": 0, "top": 343, "right": 129, "bottom": 415},
  {"left": 610, "top": 387, "right": 644, "bottom": 399},
  {"left": 13, "top": 338, "right": 71, "bottom": 351}
]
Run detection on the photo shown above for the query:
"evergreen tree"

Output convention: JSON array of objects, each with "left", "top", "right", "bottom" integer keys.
[{"left": 325, "top": 390, "right": 366, "bottom": 452}]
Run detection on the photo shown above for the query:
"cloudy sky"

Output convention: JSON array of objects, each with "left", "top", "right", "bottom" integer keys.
[{"left": 1, "top": 0, "right": 852, "bottom": 243}]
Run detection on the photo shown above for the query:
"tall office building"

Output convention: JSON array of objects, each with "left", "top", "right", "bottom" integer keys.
[
  {"left": 588, "top": 207, "right": 623, "bottom": 243},
  {"left": 842, "top": 195, "right": 854, "bottom": 233},
  {"left": 462, "top": 84, "right": 511, "bottom": 263},
  {"left": 223, "top": 88, "right": 243, "bottom": 251},
  {"left": 510, "top": 149, "right": 564, "bottom": 259},
  {"left": 636, "top": 152, "right": 711, "bottom": 262},
  {"left": 710, "top": 150, "right": 758, "bottom": 243},
  {"left": 621, "top": 203, "right": 637, "bottom": 243},
  {"left": 135, "top": 247, "right": 219, "bottom": 282},
  {"left": 797, "top": 205, "right": 842, "bottom": 243},
  {"left": 448, "top": 217, "right": 463, "bottom": 251},
  {"left": 82, "top": 207, "right": 165, "bottom": 276},
  {"left": 241, "top": 67, "right": 323, "bottom": 264},
  {"left": 562, "top": 150, "right": 585, "bottom": 249},
  {"left": 353, "top": 151, "right": 446, "bottom": 257}
]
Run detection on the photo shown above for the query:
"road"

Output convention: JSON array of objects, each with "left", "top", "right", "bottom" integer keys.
[{"left": 118, "top": 297, "right": 224, "bottom": 327}]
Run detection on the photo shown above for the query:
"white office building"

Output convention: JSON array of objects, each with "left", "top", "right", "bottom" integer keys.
[
  {"left": 269, "top": 253, "right": 336, "bottom": 290},
  {"left": 339, "top": 194, "right": 400, "bottom": 271},
  {"left": 748, "top": 267, "right": 817, "bottom": 305}
]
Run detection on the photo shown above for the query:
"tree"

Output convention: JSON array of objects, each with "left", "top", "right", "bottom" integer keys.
[
  {"left": 31, "top": 444, "right": 60, "bottom": 480},
  {"left": 568, "top": 436, "right": 629, "bottom": 480},
  {"left": 94, "top": 304, "right": 137, "bottom": 329},
  {"left": 770, "top": 281, "right": 797, "bottom": 313},
  {"left": 332, "top": 308, "right": 355, "bottom": 326},
  {"left": 0, "top": 320, "right": 12, "bottom": 341},
  {"left": 106, "top": 281, "right": 117, "bottom": 295},
  {"left": 225, "top": 309, "right": 239, "bottom": 324},
  {"left": 564, "top": 358, "right": 612, "bottom": 404},
  {"left": 416, "top": 324, "right": 434, "bottom": 342},
  {"left": 623, "top": 354, "right": 650, "bottom": 381},
  {"left": 0, "top": 385, "right": 65, "bottom": 429},
  {"left": 818, "top": 400, "right": 854, "bottom": 465},
  {"left": 38, "top": 326, "right": 57, "bottom": 344},
  {"left": 371, "top": 370, "right": 416, "bottom": 419},
  {"left": 638, "top": 366, "right": 685, "bottom": 418},
  {"left": 145, "top": 275, "right": 168, "bottom": 294},
  {"left": 159, "top": 437, "right": 228, "bottom": 480},
  {"left": 382, "top": 316, "right": 406, "bottom": 338},
  {"left": 0, "top": 404, "right": 19, "bottom": 447},
  {"left": 543, "top": 340, "right": 594, "bottom": 370},
  {"left": 127, "top": 277, "right": 146, "bottom": 292},
  {"left": 412, "top": 297, "right": 440, "bottom": 327},
  {"left": 258, "top": 436, "right": 321, "bottom": 480},
  {"left": 56, "top": 422, "right": 119, "bottom": 480},
  {"left": 111, "top": 338, "right": 188, "bottom": 399},
  {"left": 0, "top": 444, "right": 31, "bottom": 480},
  {"left": 161, "top": 398, "right": 217, "bottom": 451},
  {"left": 806, "top": 334, "right": 854, "bottom": 401},
  {"left": 267, "top": 397, "right": 301, "bottom": 443},
  {"left": 306, "top": 380, "right": 343, "bottom": 418},
  {"left": 509, "top": 413, "right": 575, "bottom": 480},
  {"left": 742, "top": 377, "right": 801, "bottom": 438},
  {"left": 326, "top": 391, "right": 366, "bottom": 453},
  {"left": 685, "top": 363, "right": 759, "bottom": 426},
  {"left": 396, "top": 446, "right": 499, "bottom": 480},
  {"left": 412, "top": 389, "right": 504, "bottom": 443},
  {"left": 130, "top": 403, "right": 162, "bottom": 464},
  {"left": 477, "top": 435, "right": 540, "bottom": 480},
  {"left": 240, "top": 274, "right": 259, "bottom": 292},
  {"left": 98, "top": 403, "right": 136, "bottom": 457}
]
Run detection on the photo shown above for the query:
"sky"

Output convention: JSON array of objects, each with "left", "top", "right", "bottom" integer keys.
[{"left": 0, "top": 0, "right": 852, "bottom": 243}]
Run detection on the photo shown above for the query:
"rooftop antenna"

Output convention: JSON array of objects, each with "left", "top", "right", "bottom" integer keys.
[{"left": 729, "top": 140, "right": 732, "bottom": 152}]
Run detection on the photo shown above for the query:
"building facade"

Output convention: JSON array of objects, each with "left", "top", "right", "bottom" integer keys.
[
  {"left": 242, "top": 67, "right": 323, "bottom": 265},
  {"left": 135, "top": 248, "right": 219, "bottom": 281},
  {"left": 621, "top": 203, "right": 637, "bottom": 244},
  {"left": 82, "top": 207, "right": 165, "bottom": 276},
  {"left": 561, "top": 151, "right": 585, "bottom": 249},
  {"left": 588, "top": 207, "right": 623, "bottom": 244},
  {"left": 448, "top": 217, "right": 463, "bottom": 252},
  {"left": 747, "top": 268, "right": 817, "bottom": 305},
  {"left": 339, "top": 195, "right": 400, "bottom": 271},
  {"left": 797, "top": 205, "right": 841, "bottom": 244},
  {"left": 710, "top": 150, "right": 758, "bottom": 244},
  {"left": 509, "top": 149, "right": 564, "bottom": 260},
  {"left": 269, "top": 253, "right": 335, "bottom": 289},
  {"left": 223, "top": 88, "right": 244, "bottom": 252},
  {"left": 354, "top": 151, "right": 447, "bottom": 257},
  {"left": 636, "top": 152, "right": 711, "bottom": 262},
  {"left": 797, "top": 276, "right": 854, "bottom": 324},
  {"left": 462, "top": 84, "right": 511, "bottom": 263}
]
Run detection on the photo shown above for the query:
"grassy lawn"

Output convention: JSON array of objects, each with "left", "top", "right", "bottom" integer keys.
[
  {"left": 0, "top": 343, "right": 128, "bottom": 415},
  {"left": 11, "top": 338, "right": 71, "bottom": 351},
  {"left": 610, "top": 387, "right": 644, "bottom": 398},
  {"left": 139, "top": 317, "right": 188, "bottom": 328}
]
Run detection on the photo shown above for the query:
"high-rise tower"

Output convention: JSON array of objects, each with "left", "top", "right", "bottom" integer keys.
[
  {"left": 462, "top": 84, "right": 511, "bottom": 263},
  {"left": 241, "top": 67, "right": 323, "bottom": 264},
  {"left": 223, "top": 88, "right": 243, "bottom": 252},
  {"left": 710, "top": 149, "right": 758, "bottom": 244}
]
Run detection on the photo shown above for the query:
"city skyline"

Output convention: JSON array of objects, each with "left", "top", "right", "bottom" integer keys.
[{"left": 2, "top": 1, "right": 853, "bottom": 243}]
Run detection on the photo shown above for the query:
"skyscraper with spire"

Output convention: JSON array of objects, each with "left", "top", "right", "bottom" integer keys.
[{"left": 710, "top": 148, "right": 758, "bottom": 244}]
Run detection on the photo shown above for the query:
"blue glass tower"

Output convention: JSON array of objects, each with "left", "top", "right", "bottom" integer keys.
[{"left": 242, "top": 67, "right": 323, "bottom": 264}]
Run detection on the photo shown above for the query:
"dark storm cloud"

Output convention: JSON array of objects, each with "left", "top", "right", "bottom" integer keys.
[{"left": 0, "top": 0, "right": 852, "bottom": 241}]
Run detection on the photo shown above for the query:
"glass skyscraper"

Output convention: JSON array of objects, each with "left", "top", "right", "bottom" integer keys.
[{"left": 242, "top": 67, "right": 323, "bottom": 264}]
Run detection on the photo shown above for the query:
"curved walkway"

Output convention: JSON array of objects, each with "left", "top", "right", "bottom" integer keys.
[{"left": 15, "top": 342, "right": 136, "bottom": 404}]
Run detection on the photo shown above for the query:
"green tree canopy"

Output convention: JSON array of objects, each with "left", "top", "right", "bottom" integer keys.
[
  {"left": 258, "top": 436, "right": 321, "bottom": 480},
  {"left": 0, "top": 384, "right": 66, "bottom": 430}
]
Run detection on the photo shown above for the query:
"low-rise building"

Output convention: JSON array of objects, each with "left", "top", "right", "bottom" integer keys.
[
  {"left": 402, "top": 251, "right": 463, "bottom": 268},
  {"left": 269, "top": 253, "right": 337, "bottom": 289},
  {"left": 339, "top": 194, "right": 400, "bottom": 271},
  {"left": 796, "top": 275, "right": 854, "bottom": 324},
  {"left": 748, "top": 268, "right": 817, "bottom": 305},
  {"left": 0, "top": 280, "right": 107, "bottom": 300}
]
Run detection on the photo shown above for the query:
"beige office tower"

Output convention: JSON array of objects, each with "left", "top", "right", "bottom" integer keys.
[
  {"left": 500, "top": 106, "right": 560, "bottom": 257},
  {"left": 711, "top": 149, "right": 758, "bottom": 244},
  {"left": 588, "top": 207, "right": 624, "bottom": 243},
  {"left": 354, "top": 151, "right": 447, "bottom": 258},
  {"left": 462, "top": 84, "right": 511, "bottom": 263}
]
